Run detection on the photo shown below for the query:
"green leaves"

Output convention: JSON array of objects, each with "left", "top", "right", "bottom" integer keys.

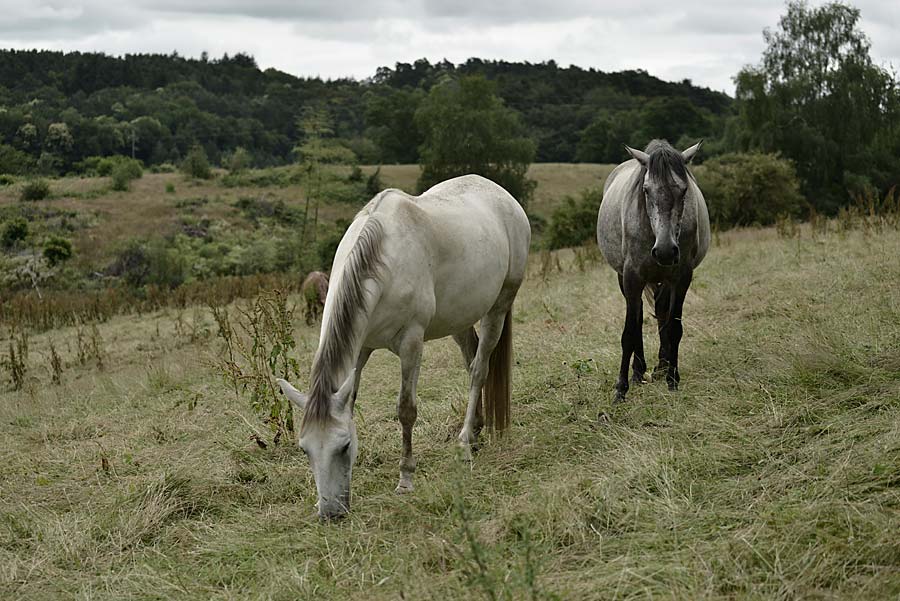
[{"left": 415, "top": 75, "right": 537, "bottom": 209}]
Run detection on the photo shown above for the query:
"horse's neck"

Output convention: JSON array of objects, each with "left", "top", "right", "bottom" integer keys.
[{"left": 313, "top": 270, "right": 381, "bottom": 390}]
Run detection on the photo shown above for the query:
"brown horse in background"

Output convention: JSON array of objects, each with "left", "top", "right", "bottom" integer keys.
[{"left": 301, "top": 271, "right": 329, "bottom": 325}]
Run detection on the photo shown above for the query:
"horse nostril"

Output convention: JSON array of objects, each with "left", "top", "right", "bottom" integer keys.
[{"left": 651, "top": 247, "right": 659, "bottom": 259}]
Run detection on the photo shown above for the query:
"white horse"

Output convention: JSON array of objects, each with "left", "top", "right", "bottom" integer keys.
[{"left": 277, "top": 174, "right": 530, "bottom": 519}]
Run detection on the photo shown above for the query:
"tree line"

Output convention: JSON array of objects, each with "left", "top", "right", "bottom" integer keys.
[
  {"left": 1, "top": 1, "right": 897, "bottom": 216},
  {"left": 0, "top": 50, "right": 728, "bottom": 172}
]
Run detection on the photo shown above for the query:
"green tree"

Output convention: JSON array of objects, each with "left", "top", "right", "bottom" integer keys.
[
  {"left": 364, "top": 87, "right": 425, "bottom": 163},
  {"left": 293, "top": 108, "right": 355, "bottom": 242},
  {"left": 733, "top": 1, "right": 900, "bottom": 212},
  {"left": 181, "top": 145, "right": 212, "bottom": 179},
  {"left": 695, "top": 152, "right": 807, "bottom": 226},
  {"left": 415, "top": 75, "right": 536, "bottom": 208}
]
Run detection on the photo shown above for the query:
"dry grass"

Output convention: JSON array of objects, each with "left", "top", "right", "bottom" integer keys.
[
  {"left": 367, "top": 163, "right": 613, "bottom": 216},
  {"left": 0, "top": 164, "right": 609, "bottom": 275},
  {"left": 2, "top": 219, "right": 899, "bottom": 599}
]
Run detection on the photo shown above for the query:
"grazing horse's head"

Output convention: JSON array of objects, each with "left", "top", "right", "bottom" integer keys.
[
  {"left": 625, "top": 140, "right": 702, "bottom": 266},
  {"left": 276, "top": 372, "right": 358, "bottom": 520}
]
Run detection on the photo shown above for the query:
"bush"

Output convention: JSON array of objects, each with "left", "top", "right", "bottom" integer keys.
[
  {"left": 235, "top": 197, "right": 304, "bottom": 226},
  {"left": 20, "top": 179, "right": 50, "bottom": 201},
  {"left": 1, "top": 217, "right": 28, "bottom": 249},
  {"left": 544, "top": 188, "right": 603, "bottom": 250},
  {"left": 181, "top": 145, "right": 212, "bottom": 180},
  {"left": 365, "top": 166, "right": 383, "bottom": 197},
  {"left": 165, "top": 182, "right": 176, "bottom": 194},
  {"left": 110, "top": 158, "right": 143, "bottom": 191},
  {"left": 43, "top": 236, "right": 73, "bottom": 267},
  {"left": 151, "top": 163, "right": 177, "bottom": 174},
  {"left": 108, "top": 239, "right": 186, "bottom": 289},
  {"left": 0, "top": 174, "right": 14, "bottom": 186},
  {"left": 0, "top": 144, "right": 35, "bottom": 175},
  {"left": 228, "top": 147, "right": 252, "bottom": 173},
  {"left": 695, "top": 153, "right": 807, "bottom": 226}
]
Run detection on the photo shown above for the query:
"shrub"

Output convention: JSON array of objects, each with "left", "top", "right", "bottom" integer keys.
[
  {"left": 110, "top": 158, "right": 143, "bottom": 191},
  {"left": 165, "top": 182, "right": 176, "bottom": 194},
  {"left": 181, "top": 145, "right": 212, "bottom": 180},
  {"left": 1, "top": 217, "right": 28, "bottom": 249},
  {"left": 20, "top": 179, "right": 50, "bottom": 201},
  {"left": 365, "top": 166, "right": 383, "bottom": 197},
  {"left": 0, "top": 175, "right": 14, "bottom": 186},
  {"left": 151, "top": 163, "right": 177, "bottom": 174},
  {"left": 234, "top": 197, "right": 303, "bottom": 226},
  {"left": 0, "top": 144, "right": 35, "bottom": 175},
  {"left": 544, "top": 188, "right": 603, "bottom": 250},
  {"left": 228, "top": 147, "right": 252, "bottom": 173},
  {"left": 43, "top": 236, "right": 73, "bottom": 266},
  {"left": 108, "top": 239, "right": 186, "bottom": 289},
  {"left": 695, "top": 152, "right": 807, "bottom": 227}
]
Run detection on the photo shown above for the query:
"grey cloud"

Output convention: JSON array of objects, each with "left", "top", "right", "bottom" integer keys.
[{"left": 1, "top": 0, "right": 898, "bottom": 94}]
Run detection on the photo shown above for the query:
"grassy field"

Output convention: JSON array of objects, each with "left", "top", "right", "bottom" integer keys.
[
  {"left": 2, "top": 219, "right": 899, "bottom": 599},
  {"left": 0, "top": 163, "right": 609, "bottom": 273},
  {"left": 370, "top": 163, "right": 615, "bottom": 217}
]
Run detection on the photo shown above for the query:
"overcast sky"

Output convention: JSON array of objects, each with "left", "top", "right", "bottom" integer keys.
[{"left": 1, "top": 1, "right": 898, "bottom": 94}]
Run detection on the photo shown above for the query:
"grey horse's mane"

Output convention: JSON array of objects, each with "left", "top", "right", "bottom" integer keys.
[
  {"left": 303, "top": 214, "right": 385, "bottom": 428},
  {"left": 630, "top": 139, "right": 693, "bottom": 200}
]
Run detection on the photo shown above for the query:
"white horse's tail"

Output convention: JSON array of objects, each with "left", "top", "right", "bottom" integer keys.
[{"left": 484, "top": 308, "right": 512, "bottom": 432}]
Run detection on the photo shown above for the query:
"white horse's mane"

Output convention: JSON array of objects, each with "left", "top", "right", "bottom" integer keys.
[{"left": 303, "top": 216, "right": 385, "bottom": 428}]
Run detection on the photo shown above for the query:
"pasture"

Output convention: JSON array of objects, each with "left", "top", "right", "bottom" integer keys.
[{"left": 2, "top": 217, "right": 898, "bottom": 599}]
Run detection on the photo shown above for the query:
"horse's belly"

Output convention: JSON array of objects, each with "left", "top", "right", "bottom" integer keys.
[{"left": 425, "top": 257, "right": 507, "bottom": 339}]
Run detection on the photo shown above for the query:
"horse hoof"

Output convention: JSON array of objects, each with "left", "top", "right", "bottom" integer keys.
[
  {"left": 631, "top": 373, "right": 646, "bottom": 385},
  {"left": 395, "top": 482, "right": 414, "bottom": 494},
  {"left": 613, "top": 390, "right": 627, "bottom": 403},
  {"left": 667, "top": 381, "right": 679, "bottom": 391},
  {"left": 458, "top": 442, "right": 475, "bottom": 462}
]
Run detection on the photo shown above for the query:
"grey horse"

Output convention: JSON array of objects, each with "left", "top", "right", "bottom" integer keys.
[{"left": 597, "top": 139, "right": 710, "bottom": 402}]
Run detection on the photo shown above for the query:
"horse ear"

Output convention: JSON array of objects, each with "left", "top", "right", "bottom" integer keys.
[
  {"left": 334, "top": 369, "right": 356, "bottom": 412},
  {"left": 624, "top": 145, "right": 649, "bottom": 165},
  {"left": 682, "top": 140, "right": 703, "bottom": 163},
  {"left": 276, "top": 378, "right": 308, "bottom": 411}
]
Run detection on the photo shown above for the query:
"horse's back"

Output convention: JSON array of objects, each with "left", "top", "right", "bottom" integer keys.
[
  {"left": 597, "top": 160, "right": 640, "bottom": 273},
  {"left": 365, "top": 175, "right": 530, "bottom": 341}
]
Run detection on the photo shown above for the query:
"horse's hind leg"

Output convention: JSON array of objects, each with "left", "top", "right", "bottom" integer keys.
[
  {"left": 458, "top": 309, "right": 507, "bottom": 459},
  {"left": 396, "top": 329, "right": 423, "bottom": 493},
  {"left": 452, "top": 327, "right": 483, "bottom": 433}
]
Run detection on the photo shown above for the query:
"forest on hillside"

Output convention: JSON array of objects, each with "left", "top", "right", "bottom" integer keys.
[
  {"left": 1, "top": 2, "right": 898, "bottom": 216},
  {"left": 0, "top": 51, "right": 730, "bottom": 171}
]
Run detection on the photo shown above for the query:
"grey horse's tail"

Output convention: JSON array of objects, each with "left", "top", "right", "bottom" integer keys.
[
  {"left": 484, "top": 308, "right": 513, "bottom": 432},
  {"left": 643, "top": 283, "right": 663, "bottom": 319}
]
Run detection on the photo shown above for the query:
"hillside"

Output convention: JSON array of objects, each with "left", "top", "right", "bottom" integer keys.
[
  {"left": 0, "top": 51, "right": 731, "bottom": 171},
  {"left": 1, "top": 221, "right": 898, "bottom": 599},
  {"left": 0, "top": 163, "right": 612, "bottom": 315}
]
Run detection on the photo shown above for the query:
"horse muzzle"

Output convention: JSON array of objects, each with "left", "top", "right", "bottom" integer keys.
[
  {"left": 317, "top": 496, "right": 350, "bottom": 521},
  {"left": 651, "top": 243, "right": 680, "bottom": 266}
]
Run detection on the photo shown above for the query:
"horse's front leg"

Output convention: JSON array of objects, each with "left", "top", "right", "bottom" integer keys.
[
  {"left": 396, "top": 331, "right": 423, "bottom": 493},
  {"left": 615, "top": 270, "right": 644, "bottom": 402},
  {"left": 666, "top": 270, "right": 693, "bottom": 391}
]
